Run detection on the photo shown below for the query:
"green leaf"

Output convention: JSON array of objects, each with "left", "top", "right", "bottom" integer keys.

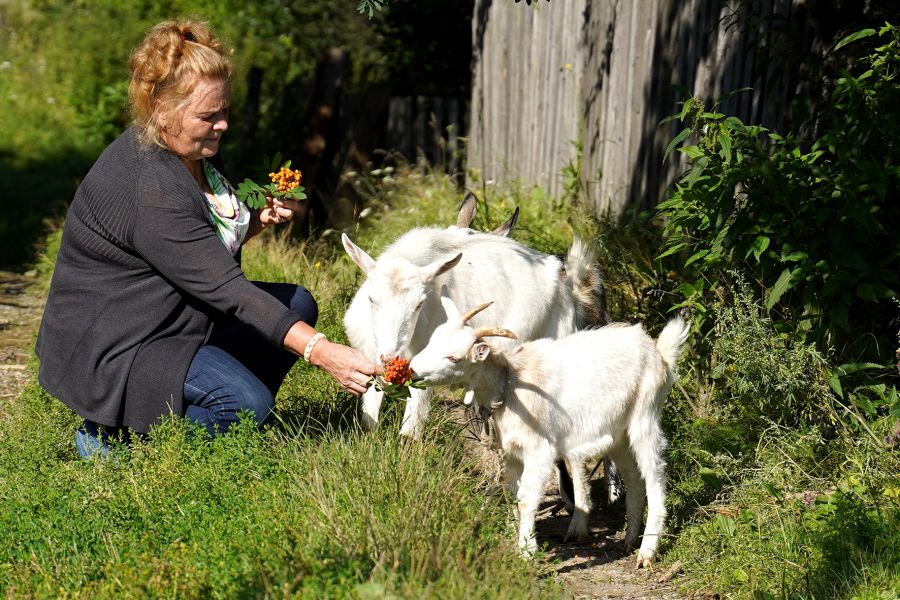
[
  {"left": 746, "top": 235, "right": 770, "bottom": 262},
  {"left": 780, "top": 250, "right": 809, "bottom": 263},
  {"left": 685, "top": 249, "right": 710, "bottom": 266},
  {"left": 828, "top": 372, "right": 844, "bottom": 398},
  {"left": 664, "top": 128, "right": 692, "bottom": 162},
  {"left": 834, "top": 28, "right": 876, "bottom": 51},
  {"left": 766, "top": 268, "right": 796, "bottom": 309},
  {"left": 719, "top": 131, "right": 732, "bottom": 162},
  {"left": 680, "top": 145, "right": 705, "bottom": 160},
  {"left": 655, "top": 241, "right": 688, "bottom": 260},
  {"left": 833, "top": 362, "right": 885, "bottom": 377},
  {"left": 699, "top": 467, "right": 723, "bottom": 488},
  {"left": 684, "top": 156, "right": 711, "bottom": 188}
]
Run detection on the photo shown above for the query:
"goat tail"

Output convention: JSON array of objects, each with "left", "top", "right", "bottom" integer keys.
[
  {"left": 656, "top": 317, "right": 690, "bottom": 370},
  {"left": 565, "top": 238, "right": 609, "bottom": 327}
]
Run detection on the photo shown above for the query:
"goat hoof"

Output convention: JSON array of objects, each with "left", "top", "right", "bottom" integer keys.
[
  {"left": 563, "top": 526, "right": 589, "bottom": 544},
  {"left": 636, "top": 552, "right": 655, "bottom": 569}
]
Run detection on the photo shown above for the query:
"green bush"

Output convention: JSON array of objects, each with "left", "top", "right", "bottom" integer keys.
[
  {"left": 658, "top": 25, "right": 900, "bottom": 362},
  {"left": 657, "top": 25, "right": 900, "bottom": 430}
]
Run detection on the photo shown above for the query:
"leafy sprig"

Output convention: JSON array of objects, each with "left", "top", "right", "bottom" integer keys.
[
  {"left": 236, "top": 153, "right": 307, "bottom": 210},
  {"left": 370, "top": 356, "right": 425, "bottom": 401}
]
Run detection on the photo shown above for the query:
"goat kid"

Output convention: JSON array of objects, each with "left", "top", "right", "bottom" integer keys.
[{"left": 409, "top": 295, "right": 689, "bottom": 566}]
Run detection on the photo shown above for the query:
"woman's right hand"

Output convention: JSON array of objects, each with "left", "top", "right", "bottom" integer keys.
[{"left": 307, "top": 339, "right": 380, "bottom": 395}]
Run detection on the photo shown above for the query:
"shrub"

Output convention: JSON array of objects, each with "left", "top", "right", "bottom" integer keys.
[{"left": 658, "top": 25, "right": 900, "bottom": 364}]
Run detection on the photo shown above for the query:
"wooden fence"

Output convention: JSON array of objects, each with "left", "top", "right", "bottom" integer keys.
[{"left": 467, "top": 0, "right": 828, "bottom": 217}]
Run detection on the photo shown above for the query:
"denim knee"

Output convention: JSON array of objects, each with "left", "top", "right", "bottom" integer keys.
[{"left": 288, "top": 286, "right": 318, "bottom": 327}]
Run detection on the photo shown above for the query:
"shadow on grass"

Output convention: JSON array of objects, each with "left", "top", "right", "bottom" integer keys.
[
  {"left": 0, "top": 145, "right": 94, "bottom": 269},
  {"left": 801, "top": 490, "right": 900, "bottom": 598}
]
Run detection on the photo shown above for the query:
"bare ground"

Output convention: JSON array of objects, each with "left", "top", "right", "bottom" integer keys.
[{"left": 0, "top": 270, "right": 43, "bottom": 416}]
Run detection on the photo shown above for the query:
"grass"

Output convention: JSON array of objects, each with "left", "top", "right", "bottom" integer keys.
[{"left": 3, "top": 165, "right": 898, "bottom": 598}]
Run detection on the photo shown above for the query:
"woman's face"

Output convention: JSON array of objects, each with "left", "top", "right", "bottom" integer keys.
[{"left": 161, "top": 79, "right": 230, "bottom": 160}]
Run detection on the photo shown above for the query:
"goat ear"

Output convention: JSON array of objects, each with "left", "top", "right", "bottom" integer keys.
[
  {"left": 439, "top": 286, "right": 461, "bottom": 320},
  {"left": 470, "top": 342, "right": 491, "bottom": 363},
  {"left": 342, "top": 234, "right": 376, "bottom": 274},
  {"left": 456, "top": 192, "right": 477, "bottom": 228},
  {"left": 491, "top": 206, "right": 519, "bottom": 237},
  {"left": 424, "top": 252, "right": 463, "bottom": 282}
]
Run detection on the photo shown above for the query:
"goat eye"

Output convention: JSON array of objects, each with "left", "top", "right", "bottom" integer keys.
[
  {"left": 415, "top": 300, "right": 424, "bottom": 310},
  {"left": 447, "top": 355, "right": 459, "bottom": 364},
  {"left": 368, "top": 296, "right": 378, "bottom": 306}
]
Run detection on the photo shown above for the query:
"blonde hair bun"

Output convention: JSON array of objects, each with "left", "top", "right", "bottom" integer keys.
[{"left": 128, "top": 19, "right": 233, "bottom": 148}]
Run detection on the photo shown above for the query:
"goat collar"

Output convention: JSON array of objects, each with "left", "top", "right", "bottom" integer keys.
[
  {"left": 476, "top": 364, "right": 510, "bottom": 449},
  {"left": 476, "top": 363, "right": 510, "bottom": 412}
]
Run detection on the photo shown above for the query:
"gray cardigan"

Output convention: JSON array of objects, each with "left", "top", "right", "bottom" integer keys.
[{"left": 36, "top": 127, "right": 302, "bottom": 433}]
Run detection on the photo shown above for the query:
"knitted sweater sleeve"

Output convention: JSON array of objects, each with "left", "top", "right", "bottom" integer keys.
[{"left": 131, "top": 168, "right": 301, "bottom": 347}]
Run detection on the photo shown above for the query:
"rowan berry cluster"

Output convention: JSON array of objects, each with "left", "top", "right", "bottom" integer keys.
[
  {"left": 269, "top": 166, "right": 303, "bottom": 193},
  {"left": 382, "top": 356, "right": 415, "bottom": 386}
]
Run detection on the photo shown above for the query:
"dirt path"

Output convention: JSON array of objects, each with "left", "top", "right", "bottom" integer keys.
[{"left": 0, "top": 270, "right": 43, "bottom": 415}]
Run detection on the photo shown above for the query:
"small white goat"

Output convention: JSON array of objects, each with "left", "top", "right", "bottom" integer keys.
[
  {"left": 409, "top": 295, "right": 689, "bottom": 566},
  {"left": 342, "top": 224, "right": 605, "bottom": 438}
]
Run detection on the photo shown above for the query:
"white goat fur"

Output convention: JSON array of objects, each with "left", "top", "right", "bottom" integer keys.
[
  {"left": 409, "top": 296, "right": 690, "bottom": 566},
  {"left": 342, "top": 227, "right": 600, "bottom": 438}
]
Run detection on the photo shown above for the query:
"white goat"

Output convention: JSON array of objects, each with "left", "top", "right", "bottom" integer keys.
[
  {"left": 342, "top": 225, "right": 604, "bottom": 438},
  {"left": 409, "top": 295, "right": 689, "bottom": 566}
]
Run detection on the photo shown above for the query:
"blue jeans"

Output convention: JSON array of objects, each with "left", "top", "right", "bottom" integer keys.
[{"left": 76, "top": 282, "right": 317, "bottom": 458}]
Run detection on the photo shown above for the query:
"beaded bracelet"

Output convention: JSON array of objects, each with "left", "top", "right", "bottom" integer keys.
[{"left": 303, "top": 332, "right": 327, "bottom": 362}]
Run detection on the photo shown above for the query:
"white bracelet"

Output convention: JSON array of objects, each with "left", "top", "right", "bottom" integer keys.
[{"left": 303, "top": 332, "right": 327, "bottom": 362}]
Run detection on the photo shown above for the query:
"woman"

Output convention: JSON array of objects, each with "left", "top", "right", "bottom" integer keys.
[{"left": 36, "top": 19, "right": 378, "bottom": 457}]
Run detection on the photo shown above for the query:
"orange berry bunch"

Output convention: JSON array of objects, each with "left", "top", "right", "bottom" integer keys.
[
  {"left": 382, "top": 356, "right": 415, "bottom": 386},
  {"left": 269, "top": 166, "right": 303, "bottom": 193},
  {"left": 236, "top": 154, "right": 308, "bottom": 210},
  {"left": 369, "top": 355, "right": 424, "bottom": 401}
]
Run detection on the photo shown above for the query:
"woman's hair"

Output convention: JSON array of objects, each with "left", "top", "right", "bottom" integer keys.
[{"left": 128, "top": 19, "right": 233, "bottom": 149}]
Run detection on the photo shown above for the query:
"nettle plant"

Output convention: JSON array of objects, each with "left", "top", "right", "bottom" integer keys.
[{"left": 658, "top": 25, "right": 900, "bottom": 419}]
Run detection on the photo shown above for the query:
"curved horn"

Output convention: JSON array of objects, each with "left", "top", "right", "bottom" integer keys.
[
  {"left": 460, "top": 301, "right": 493, "bottom": 324},
  {"left": 472, "top": 327, "right": 518, "bottom": 340}
]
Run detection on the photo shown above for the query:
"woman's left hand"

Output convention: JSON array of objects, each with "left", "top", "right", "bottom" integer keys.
[{"left": 258, "top": 195, "right": 301, "bottom": 226}]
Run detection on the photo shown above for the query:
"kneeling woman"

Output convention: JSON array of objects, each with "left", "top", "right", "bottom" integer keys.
[{"left": 36, "top": 19, "right": 378, "bottom": 457}]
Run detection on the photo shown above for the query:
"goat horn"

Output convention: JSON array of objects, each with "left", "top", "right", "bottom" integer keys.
[
  {"left": 460, "top": 301, "right": 493, "bottom": 324},
  {"left": 472, "top": 327, "right": 518, "bottom": 340}
]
